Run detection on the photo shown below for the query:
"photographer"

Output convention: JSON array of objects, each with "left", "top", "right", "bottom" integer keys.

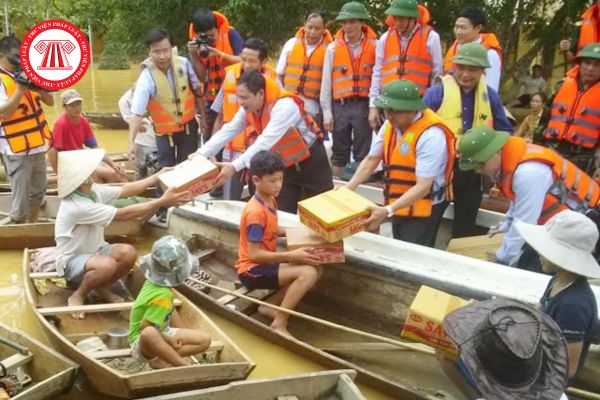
[
  {"left": 0, "top": 35, "right": 54, "bottom": 224},
  {"left": 187, "top": 8, "right": 243, "bottom": 137}
]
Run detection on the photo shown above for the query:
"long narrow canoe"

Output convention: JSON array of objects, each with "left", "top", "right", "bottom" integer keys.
[
  {"left": 140, "top": 370, "right": 365, "bottom": 400},
  {"left": 23, "top": 248, "right": 255, "bottom": 399},
  {"left": 166, "top": 201, "right": 600, "bottom": 399},
  {"left": 0, "top": 195, "right": 148, "bottom": 249},
  {"left": 0, "top": 322, "right": 78, "bottom": 400},
  {"left": 83, "top": 112, "right": 129, "bottom": 130}
]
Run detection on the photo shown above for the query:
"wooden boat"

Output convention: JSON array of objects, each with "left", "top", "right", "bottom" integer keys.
[
  {"left": 165, "top": 201, "right": 600, "bottom": 399},
  {"left": 83, "top": 112, "right": 129, "bottom": 130},
  {"left": 0, "top": 322, "right": 78, "bottom": 400},
  {"left": 0, "top": 195, "right": 149, "bottom": 249},
  {"left": 22, "top": 248, "right": 255, "bottom": 399},
  {"left": 139, "top": 370, "right": 364, "bottom": 400}
]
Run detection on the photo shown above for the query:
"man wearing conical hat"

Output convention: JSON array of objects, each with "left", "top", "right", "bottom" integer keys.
[{"left": 55, "top": 149, "right": 192, "bottom": 319}]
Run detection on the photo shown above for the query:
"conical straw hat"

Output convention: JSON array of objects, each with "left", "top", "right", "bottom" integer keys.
[{"left": 57, "top": 149, "right": 105, "bottom": 198}]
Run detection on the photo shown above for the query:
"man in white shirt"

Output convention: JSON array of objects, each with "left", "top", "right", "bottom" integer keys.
[{"left": 55, "top": 149, "right": 192, "bottom": 319}]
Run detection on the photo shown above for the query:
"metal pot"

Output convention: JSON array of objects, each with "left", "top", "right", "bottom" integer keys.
[{"left": 106, "top": 328, "right": 129, "bottom": 349}]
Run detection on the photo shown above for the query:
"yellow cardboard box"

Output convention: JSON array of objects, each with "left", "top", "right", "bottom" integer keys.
[
  {"left": 298, "top": 188, "right": 374, "bottom": 242},
  {"left": 158, "top": 155, "right": 218, "bottom": 196},
  {"left": 401, "top": 286, "right": 469, "bottom": 355},
  {"left": 286, "top": 226, "right": 344, "bottom": 264}
]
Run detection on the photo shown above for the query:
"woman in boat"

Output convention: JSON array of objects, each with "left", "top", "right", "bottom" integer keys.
[
  {"left": 439, "top": 298, "right": 569, "bottom": 400},
  {"left": 514, "top": 92, "right": 547, "bottom": 143},
  {"left": 516, "top": 210, "right": 599, "bottom": 380},
  {"left": 236, "top": 151, "right": 322, "bottom": 336},
  {"left": 129, "top": 235, "right": 211, "bottom": 369},
  {"left": 54, "top": 149, "right": 192, "bottom": 319},
  {"left": 276, "top": 9, "right": 333, "bottom": 125}
]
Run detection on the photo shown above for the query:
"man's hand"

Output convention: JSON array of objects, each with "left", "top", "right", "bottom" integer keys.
[
  {"left": 559, "top": 39, "right": 571, "bottom": 53},
  {"left": 111, "top": 163, "right": 126, "bottom": 177},
  {"left": 214, "top": 162, "right": 235, "bottom": 187},
  {"left": 187, "top": 40, "right": 199, "bottom": 55},
  {"left": 323, "top": 116, "right": 334, "bottom": 133},
  {"left": 288, "top": 247, "right": 321, "bottom": 265},
  {"left": 487, "top": 225, "right": 503, "bottom": 238},
  {"left": 160, "top": 187, "right": 194, "bottom": 207},
  {"left": 368, "top": 108, "right": 380, "bottom": 131},
  {"left": 127, "top": 143, "right": 136, "bottom": 163},
  {"left": 207, "top": 46, "right": 222, "bottom": 58},
  {"left": 364, "top": 204, "right": 387, "bottom": 231}
]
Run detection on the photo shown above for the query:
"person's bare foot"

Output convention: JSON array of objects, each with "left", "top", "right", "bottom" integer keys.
[
  {"left": 96, "top": 288, "right": 125, "bottom": 303},
  {"left": 67, "top": 293, "right": 86, "bottom": 319},
  {"left": 258, "top": 305, "right": 277, "bottom": 320},
  {"left": 270, "top": 323, "right": 292, "bottom": 337},
  {"left": 148, "top": 358, "right": 171, "bottom": 369}
]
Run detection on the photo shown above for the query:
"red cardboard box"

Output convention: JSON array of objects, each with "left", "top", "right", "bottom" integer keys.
[
  {"left": 286, "top": 226, "right": 344, "bottom": 264},
  {"left": 158, "top": 155, "right": 219, "bottom": 196}
]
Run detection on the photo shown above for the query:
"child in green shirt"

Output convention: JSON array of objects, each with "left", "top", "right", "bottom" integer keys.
[{"left": 129, "top": 235, "right": 211, "bottom": 369}]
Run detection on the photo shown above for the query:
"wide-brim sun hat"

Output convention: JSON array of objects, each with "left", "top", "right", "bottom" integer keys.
[
  {"left": 444, "top": 298, "right": 568, "bottom": 400},
  {"left": 140, "top": 235, "right": 199, "bottom": 287},
  {"left": 373, "top": 79, "right": 425, "bottom": 111},
  {"left": 516, "top": 209, "right": 600, "bottom": 278},
  {"left": 458, "top": 126, "right": 510, "bottom": 171},
  {"left": 57, "top": 149, "right": 105, "bottom": 198}
]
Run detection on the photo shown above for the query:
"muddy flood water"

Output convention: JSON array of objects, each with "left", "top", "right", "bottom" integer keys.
[{"left": 0, "top": 64, "right": 396, "bottom": 399}]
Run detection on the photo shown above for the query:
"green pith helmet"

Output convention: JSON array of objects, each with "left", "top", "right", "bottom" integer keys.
[
  {"left": 385, "top": 0, "right": 419, "bottom": 18},
  {"left": 373, "top": 79, "right": 425, "bottom": 111},
  {"left": 458, "top": 126, "right": 510, "bottom": 171},
  {"left": 336, "top": 1, "right": 370, "bottom": 21},
  {"left": 575, "top": 43, "right": 600, "bottom": 62},
  {"left": 452, "top": 43, "right": 491, "bottom": 68}
]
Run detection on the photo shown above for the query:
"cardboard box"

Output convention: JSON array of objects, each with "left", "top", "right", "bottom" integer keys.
[
  {"left": 401, "top": 286, "right": 469, "bottom": 355},
  {"left": 158, "top": 155, "right": 218, "bottom": 196},
  {"left": 298, "top": 188, "right": 374, "bottom": 242},
  {"left": 286, "top": 226, "right": 344, "bottom": 264}
]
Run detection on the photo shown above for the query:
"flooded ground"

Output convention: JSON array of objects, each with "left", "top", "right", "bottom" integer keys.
[{"left": 0, "top": 64, "right": 395, "bottom": 399}]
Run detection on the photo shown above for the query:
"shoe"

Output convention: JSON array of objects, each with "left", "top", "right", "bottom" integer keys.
[{"left": 156, "top": 209, "right": 167, "bottom": 223}]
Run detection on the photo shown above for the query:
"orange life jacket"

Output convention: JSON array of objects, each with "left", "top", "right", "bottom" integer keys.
[
  {"left": 544, "top": 66, "right": 600, "bottom": 149},
  {"left": 188, "top": 11, "right": 234, "bottom": 101},
  {"left": 331, "top": 26, "right": 377, "bottom": 100},
  {"left": 443, "top": 33, "right": 503, "bottom": 74},
  {"left": 222, "top": 63, "right": 276, "bottom": 152},
  {"left": 283, "top": 27, "right": 333, "bottom": 100},
  {"left": 245, "top": 77, "right": 322, "bottom": 168},
  {"left": 499, "top": 136, "right": 600, "bottom": 224},
  {"left": 143, "top": 56, "right": 196, "bottom": 134},
  {"left": 382, "top": 24, "right": 434, "bottom": 94},
  {"left": 578, "top": 4, "right": 600, "bottom": 50},
  {"left": 382, "top": 109, "right": 456, "bottom": 217},
  {"left": 0, "top": 70, "right": 50, "bottom": 154}
]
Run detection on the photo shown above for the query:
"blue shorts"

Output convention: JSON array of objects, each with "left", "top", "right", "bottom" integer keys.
[
  {"left": 65, "top": 244, "right": 112, "bottom": 289},
  {"left": 239, "top": 264, "right": 280, "bottom": 291}
]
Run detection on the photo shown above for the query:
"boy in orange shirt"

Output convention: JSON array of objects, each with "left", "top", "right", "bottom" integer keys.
[{"left": 236, "top": 151, "right": 322, "bottom": 336}]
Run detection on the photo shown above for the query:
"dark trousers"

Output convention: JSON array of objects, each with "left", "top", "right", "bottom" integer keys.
[
  {"left": 330, "top": 98, "right": 371, "bottom": 167},
  {"left": 392, "top": 201, "right": 449, "bottom": 247},
  {"left": 277, "top": 140, "right": 333, "bottom": 214},
  {"left": 155, "top": 118, "right": 199, "bottom": 198},
  {"left": 452, "top": 165, "right": 483, "bottom": 238}
]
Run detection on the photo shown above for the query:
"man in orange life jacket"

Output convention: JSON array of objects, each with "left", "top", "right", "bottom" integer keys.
[
  {"left": 368, "top": 0, "right": 443, "bottom": 131},
  {"left": 347, "top": 80, "right": 455, "bottom": 247},
  {"left": 458, "top": 126, "right": 600, "bottom": 271},
  {"left": 444, "top": 5, "right": 503, "bottom": 92},
  {"left": 187, "top": 8, "right": 243, "bottom": 138},
  {"left": 544, "top": 43, "right": 600, "bottom": 176},
  {"left": 128, "top": 28, "right": 201, "bottom": 222},
  {"left": 321, "top": 2, "right": 377, "bottom": 178},
  {"left": 195, "top": 71, "right": 333, "bottom": 213},
  {"left": 209, "top": 38, "right": 275, "bottom": 200},
  {"left": 0, "top": 35, "right": 54, "bottom": 224},
  {"left": 559, "top": 1, "right": 600, "bottom": 64}
]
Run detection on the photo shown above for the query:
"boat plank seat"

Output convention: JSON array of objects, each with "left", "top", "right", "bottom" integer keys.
[
  {"left": 30, "top": 271, "right": 61, "bottom": 279},
  {"left": 1, "top": 352, "right": 33, "bottom": 370},
  {"left": 216, "top": 287, "right": 249, "bottom": 305},
  {"left": 91, "top": 340, "right": 225, "bottom": 360},
  {"left": 192, "top": 248, "right": 216, "bottom": 261},
  {"left": 38, "top": 298, "right": 182, "bottom": 316}
]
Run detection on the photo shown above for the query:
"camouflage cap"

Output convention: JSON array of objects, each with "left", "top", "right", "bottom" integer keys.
[{"left": 140, "top": 235, "right": 198, "bottom": 287}]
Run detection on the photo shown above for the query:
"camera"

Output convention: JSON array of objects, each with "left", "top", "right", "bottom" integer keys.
[
  {"left": 144, "top": 152, "right": 161, "bottom": 176},
  {"left": 7, "top": 54, "right": 44, "bottom": 91},
  {"left": 193, "top": 33, "right": 213, "bottom": 58}
]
